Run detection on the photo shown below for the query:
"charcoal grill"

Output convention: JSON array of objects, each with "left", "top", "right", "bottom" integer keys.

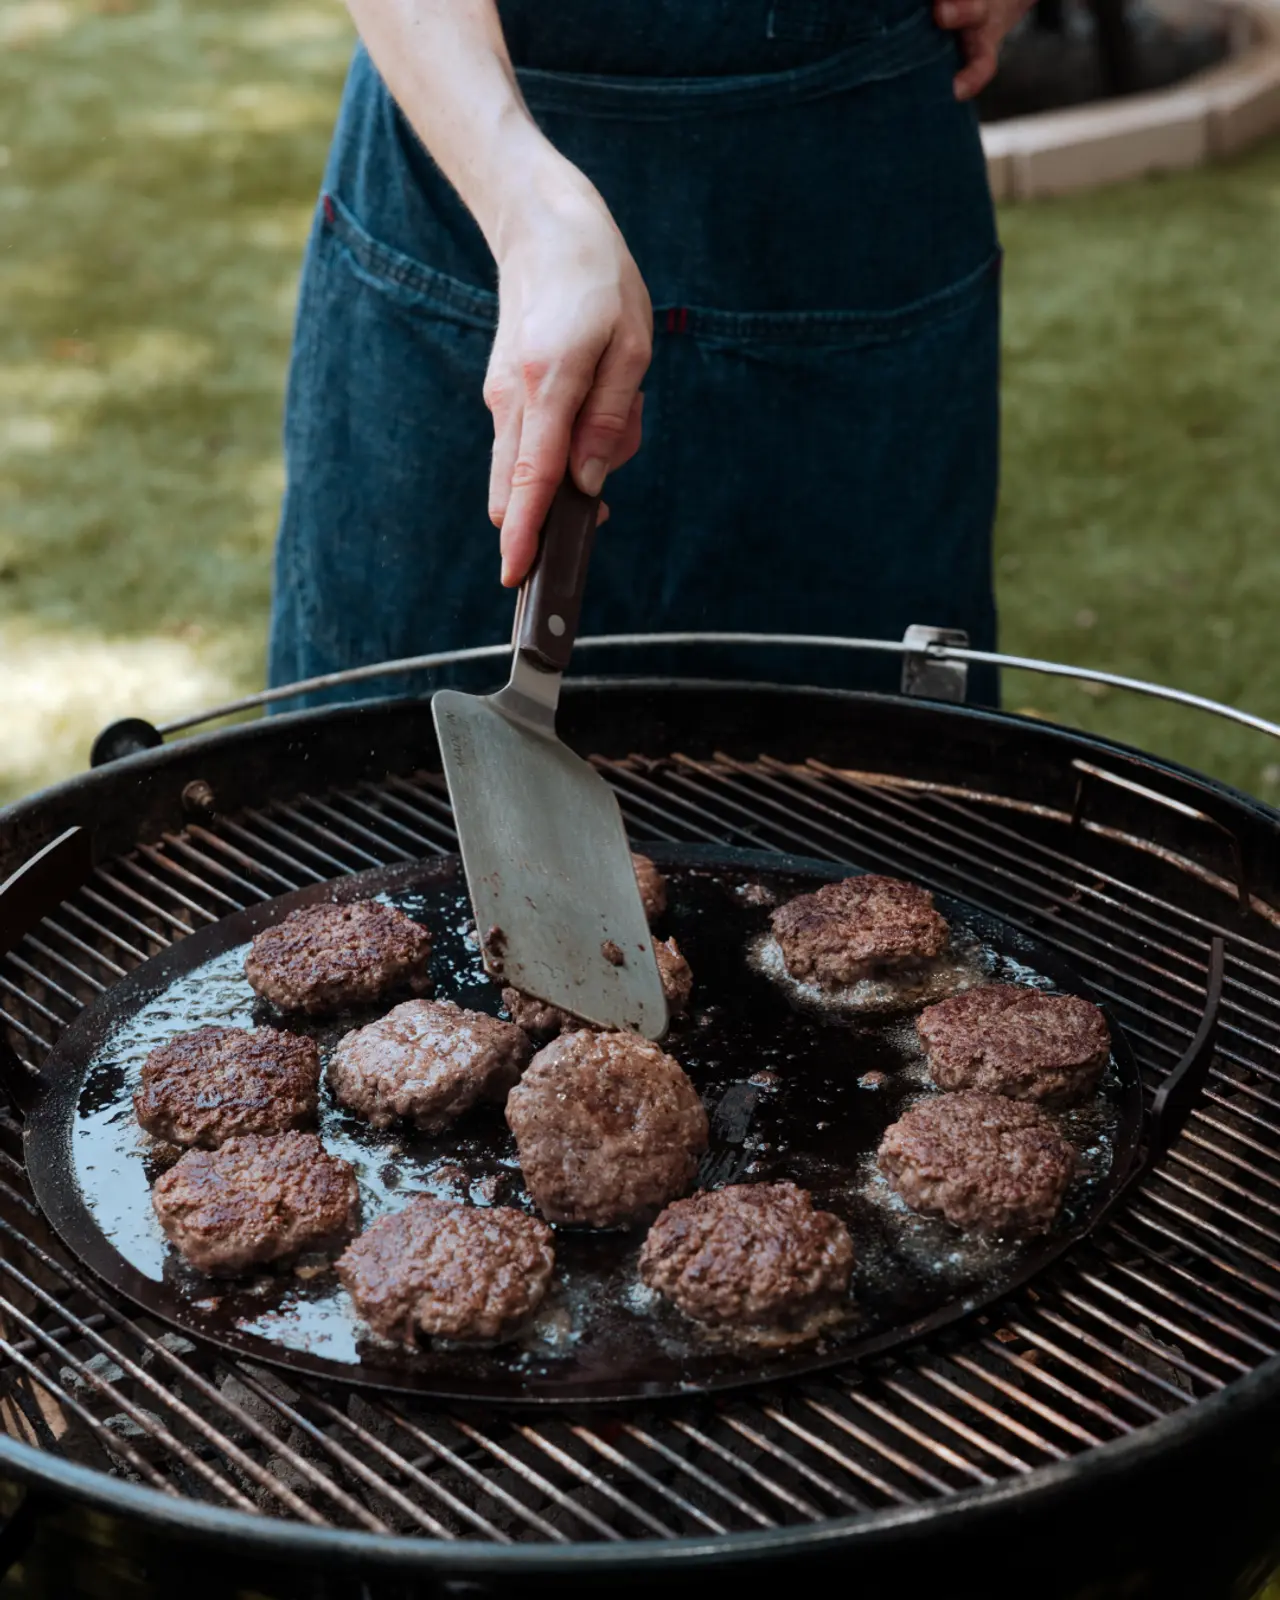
[{"left": 3, "top": 629, "right": 1280, "bottom": 1600}]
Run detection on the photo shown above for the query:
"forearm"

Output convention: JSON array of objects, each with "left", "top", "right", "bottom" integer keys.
[
  {"left": 345, "top": 1, "right": 652, "bottom": 585},
  {"left": 343, "top": 0, "right": 579, "bottom": 259}
]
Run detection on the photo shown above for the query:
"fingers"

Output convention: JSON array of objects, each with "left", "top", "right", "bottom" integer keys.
[
  {"left": 612, "top": 391, "right": 644, "bottom": 474},
  {"left": 935, "top": 0, "right": 989, "bottom": 30},
  {"left": 487, "top": 407, "right": 521, "bottom": 536},
  {"left": 484, "top": 352, "right": 519, "bottom": 531},
  {"left": 489, "top": 329, "right": 647, "bottom": 584},
  {"left": 569, "top": 328, "right": 651, "bottom": 495},
  {"left": 570, "top": 389, "right": 645, "bottom": 510},
  {"left": 498, "top": 357, "right": 593, "bottom": 586},
  {"left": 954, "top": 28, "right": 999, "bottom": 99}
]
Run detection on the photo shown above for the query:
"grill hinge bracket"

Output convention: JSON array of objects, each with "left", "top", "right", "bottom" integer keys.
[{"left": 900, "top": 625, "right": 970, "bottom": 703}]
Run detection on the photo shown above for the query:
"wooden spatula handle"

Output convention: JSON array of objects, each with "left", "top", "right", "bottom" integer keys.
[{"left": 513, "top": 477, "right": 602, "bottom": 673}]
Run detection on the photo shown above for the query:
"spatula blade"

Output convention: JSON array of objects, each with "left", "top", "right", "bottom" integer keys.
[{"left": 433, "top": 688, "right": 667, "bottom": 1039}]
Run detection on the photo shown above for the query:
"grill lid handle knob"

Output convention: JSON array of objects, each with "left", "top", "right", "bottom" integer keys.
[{"left": 90, "top": 717, "right": 164, "bottom": 768}]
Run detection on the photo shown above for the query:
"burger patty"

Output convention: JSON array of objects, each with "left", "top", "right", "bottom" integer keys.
[
  {"left": 639, "top": 1182, "right": 854, "bottom": 1331},
  {"left": 502, "top": 936, "right": 693, "bottom": 1038},
  {"left": 505, "top": 1032, "right": 708, "bottom": 1228},
  {"left": 337, "top": 1196, "right": 555, "bottom": 1344},
  {"left": 327, "top": 999, "right": 532, "bottom": 1132},
  {"left": 152, "top": 1131, "right": 360, "bottom": 1275},
  {"left": 632, "top": 853, "right": 667, "bottom": 923},
  {"left": 878, "top": 1091, "right": 1076, "bottom": 1236},
  {"left": 771, "top": 874, "right": 949, "bottom": 988},
  {"left": 918, "top": 984, "right": 1110, "bottom": 1106},
  {"left": 245, "top": 901, "right": 432, "bottom": 1016},
  {"left": 133, "top": 1025, "right": 320, "bottom": 1148}
]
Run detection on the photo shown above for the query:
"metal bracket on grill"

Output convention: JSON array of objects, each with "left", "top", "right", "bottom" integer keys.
[
  {"left": 1069, "top": 759, "right": 1250, "bottom": 910},
  {"left": 1085, "top": 937, "right": 1223, "bottom": 1245},
  {"left": 1089, "top": 934, "right": 1225, "bottom": 1242},
  {"left": 900, "top": 625, "right": 970, "bottom": 703},
  {"left": 1145, "top": 934, "right": 1226, "bottom": 1166}
]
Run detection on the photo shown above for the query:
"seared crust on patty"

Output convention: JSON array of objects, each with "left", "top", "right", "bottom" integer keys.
[
  {"left": 878, "top": 1091, "right": 1076, "bottom": 1236},
  {"left": 245, "top": 901, "right": 432, "bottom": 1016},
  {"left": 152, "top": 1131, "right": 360, "bottom": 1275},
  {"left": 632, "top": 853, "right": 667, "bottom": 922},
  {"left": 134, "top": 1025, "right": 320, "bottom": 1148},
  {"left": 639, "top": 1182, "right": 853, "bottom": 1331},
  {"left": 918, "top": 984, "right": 1110, "bottom": 1106},
  {"left": 506, "top": 1032, "right": 708, "bottom": 1228},
  {"left": 502, "top": 936, "right": 693, "bottom": 1038},
  {"left": 337, "top": 1196, "right": 554, "bottom": 1344},
  {"left": 327, "top": 999, "right": 532, "bottom": 1132},
  {"left": 771, "top": 875, "right": 949, "bottom": 988}
]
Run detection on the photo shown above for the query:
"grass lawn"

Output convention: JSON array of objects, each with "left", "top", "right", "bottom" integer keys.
[{"left": 1, "top": 0, "right": 1279, "bottom": 808}]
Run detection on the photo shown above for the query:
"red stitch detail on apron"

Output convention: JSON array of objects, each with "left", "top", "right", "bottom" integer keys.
[
  {"left": 678, "top": 307, "right": 689, "bottom": 334},
  {"left": 665, "top": 308, "right": 676, "bottom": 333},
  {"left": 323, "top": 194, "right": 336, "bottom": 225}
]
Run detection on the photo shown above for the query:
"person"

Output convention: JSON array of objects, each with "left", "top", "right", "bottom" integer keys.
[{"left": 268, "top": 0, "right": 1030, "bottom": 709}]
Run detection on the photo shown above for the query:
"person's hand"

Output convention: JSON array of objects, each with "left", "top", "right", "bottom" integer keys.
[
  {"left": 933, "top": 0, "right": 1034, "bottom": 101},
  {"left": 486, "top": 158, "right": 653, "bottom": 586}
]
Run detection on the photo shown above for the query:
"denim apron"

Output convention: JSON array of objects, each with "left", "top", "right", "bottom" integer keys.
[{"left": 268, "top": 0, "right": 1001, "bottom": 706}]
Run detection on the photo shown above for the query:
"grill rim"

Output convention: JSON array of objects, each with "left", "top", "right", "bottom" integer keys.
[
  {"left": 0, "top": 1354, "right": 1273, "bottom": 1572},
  {"left": 7, "top": 678, "right": 1280, "bottom": 872},
  {"left": 5, "top": 675, "right": 1280, "bottom": 1569}
]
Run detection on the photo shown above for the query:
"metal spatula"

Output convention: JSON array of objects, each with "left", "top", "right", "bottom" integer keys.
[{"left": 432, "top": 479, "right": 667, "bottom": 1039}]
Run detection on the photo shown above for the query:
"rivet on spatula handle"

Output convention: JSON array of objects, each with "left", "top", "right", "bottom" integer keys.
[{"left": 512, "top": 476, "right": 602, "bottom": 673}]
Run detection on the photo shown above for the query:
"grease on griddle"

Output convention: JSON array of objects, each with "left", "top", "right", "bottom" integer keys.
[
  {"left": 750, "top": 928, "right": 987, "bottom": 1018},
  {"left": 67, "top": 861, "right": 1129, "bottom": 1398}
]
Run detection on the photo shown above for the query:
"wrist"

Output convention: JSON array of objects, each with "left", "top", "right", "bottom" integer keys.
[{"left": 487, "top": 134, "right": 605, "bottom": 266}]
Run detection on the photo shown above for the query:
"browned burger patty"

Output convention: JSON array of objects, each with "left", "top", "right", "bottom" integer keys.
[
  {"left": 502, "top": 936, "right": 693, "bottom": 1038},
  {"left": 327, "top": 999, "right": 532, "bottom": 1132},
  {"left": 245, "top": 901, "right": 432, "bottom": 1016},
  {"left": 152, "top": 1131, "right": 360, "bottom": 1274},
  {"left": 918, "top": 984, "right": 1110, "bottom": 1106},
  {"left": 506, "top": 1032, "right": 708, "bottom": 1228},
  {"left": 771, "top": 874, "right": 949, "bottom": 988},
  {"left": 337, "top": 1196, "right": 554, "bottom": 1343},
  {"left": 639, "top": 1182, "right": 853, "bottom": 1332},
  {"left": 878, "top": 1091, "right": 1076, "bottom": 1236},
  {"left": 133, "top": 1025, "right": 320, "bottom": 1148},
  {"left": 632, "top": 852, "right": 667, "bottom": 922}
]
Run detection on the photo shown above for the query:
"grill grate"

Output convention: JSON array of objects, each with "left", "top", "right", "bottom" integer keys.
[{"left": 1, "top": 753, "right": 1277, "bottom": 1544}]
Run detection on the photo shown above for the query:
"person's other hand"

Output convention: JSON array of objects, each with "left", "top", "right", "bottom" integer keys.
[
  {"left": 933, "top": 0, "right": 1034, "bottom": 101},
  {"left": 486, "top": 158, "right": 653, "bottom": 586}
]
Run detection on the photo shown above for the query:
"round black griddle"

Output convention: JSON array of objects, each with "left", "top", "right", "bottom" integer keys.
[{"left": 23, "top": 846, "right": 1143, "bottom": 1404}]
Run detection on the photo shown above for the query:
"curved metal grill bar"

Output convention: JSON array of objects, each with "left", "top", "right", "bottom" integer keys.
[{"left": 153, "top": 632, "right": 1280, "bottom": 744}]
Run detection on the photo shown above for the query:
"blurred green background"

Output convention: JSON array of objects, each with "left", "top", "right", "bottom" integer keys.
[{"left": 1, "top": 0, "right": 1279, "bottom": 808}]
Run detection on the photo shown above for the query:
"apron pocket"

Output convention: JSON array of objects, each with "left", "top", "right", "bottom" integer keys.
[
  {"left": 272, "top": 195, "right": 498, "bottom": 685},
  {"left": 321, "top": 192, "right": 497, "bottom": 331},
  {"left": 654, "top": 249, "right": 1001, "bottom": 349}
]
